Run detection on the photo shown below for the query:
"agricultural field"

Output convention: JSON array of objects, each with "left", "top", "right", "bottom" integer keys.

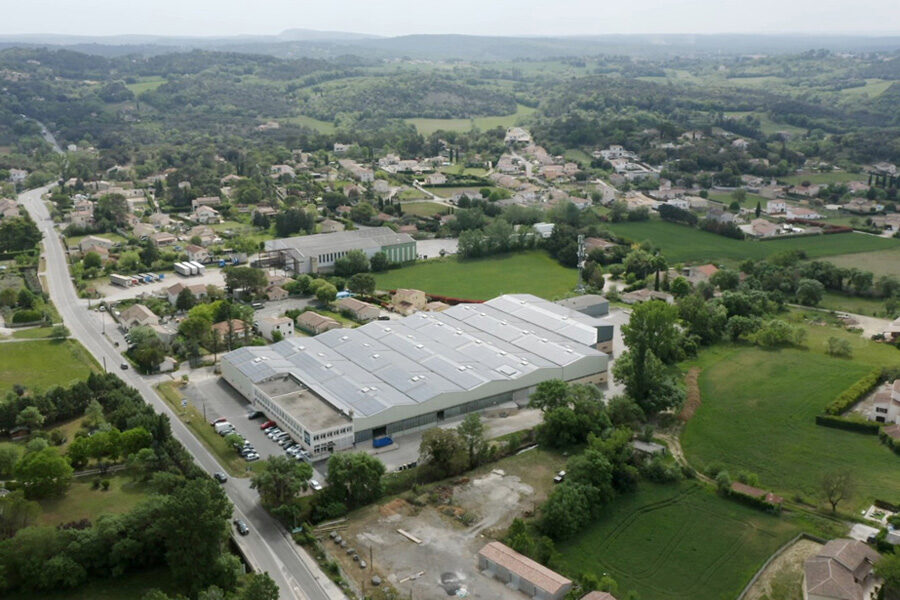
[
  {"left": 724, "top": 111, "right": 807, "bottom": 137},
  {"left": 837, "top": 79, "right": 894, "bottom": 99},
  {"left": 38, "top": 475, "right": 151, "bottom": 526},
  {"left": 426, "top": 186, "right": 498, "bottom": 199},
  {"left": 0, "top": 339, "right": 98, "bottom": 394},
  {"left": 63, "top": 232, "right": 129, "bottom": 249},
  {"left": 825, "top": 247, "right": 900, "bottom": 278},
  {"left": 286, "top": 114, "right": 337, "bottom": 133},
  {"left": 374, "top": 250, "right": 577, "bottom": 300},
  {"left": 607, "top": 220, "right": 900, "bottom": 264},
  {"left": 707, "top": 191, "right": 771, "bottom": 210},
  {"left": 681, "top": 320, "right": 900, "bottom": 511},
  {"left": 405, "top": 104, "right": 536, "bottom": 135},
  {"left": 818, "top": 291, "right": 889, "bottom": 316},
  {"left": 557, "top": 481, "right": 813, "bottom": 600},
  {"left": 125, "top": 76, "right": 167, "bottom": 95},
  {"left": 398, "top": 201, "right": 450, "bottom": 218}
]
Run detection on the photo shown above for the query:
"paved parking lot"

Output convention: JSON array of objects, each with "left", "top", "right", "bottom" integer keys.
[{"left": 182, "top": 376, "right": 326, "bottom": 479}]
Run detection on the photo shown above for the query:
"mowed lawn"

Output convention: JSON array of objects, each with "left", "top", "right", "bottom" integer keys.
[
  {"left": 826, "top": 247, "right": 900, "bottom": 278},
  {"left": 607, "top": 220, "right": 900, "bottom": 264},
  {"left": 682, "top": 323, "right": 900, "bottom": 510},
  {"left": 399, "top": 201, "right": 450, "bottom": 218},
  {"left": 374, "top": 251, "right": 577, "bottom": 300},
  {"left": 557, "top": 482, "right": 801, "bottom": 600},
  {"left": 0, "top": 339, "right": 98, "bottom": 393}
]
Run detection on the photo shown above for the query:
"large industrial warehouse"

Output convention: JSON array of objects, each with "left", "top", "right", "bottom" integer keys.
[
  {"left": 221, "top": 294, "right": 610, "bottom": 458},
  {"left": 261, "top": 227, "right": 416, "bottom": 274}
]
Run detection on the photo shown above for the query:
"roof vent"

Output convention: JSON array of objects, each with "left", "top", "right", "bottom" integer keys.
[
  {"left": 561, "top": 316, "right": 568, "bottom": 320},
  {"left": 253, "top": 358, "right": 261, "bottom": 363},
  {"left": 475, "top": 340, "right": 482, "bottom": 344},
  {"left": 411, "top": 375, "right": 420, "bottom": 382},
  {"left": 383, "top": 327, "right": 392, "bottom": 333},
  {"left": 317, "top": 352, "right": 325, "bottom": 357},
  {"left": 341, "top": 335, "right": 349, "bottom": 341},
  {"left": 324, "top": 363, "right": 333, "bottom": 369},
  {"left": 541, "top": 338, "right": 548, "bottom": 343},
  {"left": 361, "top": 386, "right": 370, "bottom": 392},
  {"left": 457, "top": 365, "right": 466, "bottom": 371},
  {"left": 416, "top": 344, "right": 424, "bottom": 349},
  {"left": 298, "top": 346, "right": 306, "bottom": 351},
  {"left": 480, "top": 312, "right": 486, "bottom": 317},
  {"left": 499, "top": 350, "right": 507, "bottom": 356},
  {"left": 372, "top": 353, "right": 380, "bottom": 359}
]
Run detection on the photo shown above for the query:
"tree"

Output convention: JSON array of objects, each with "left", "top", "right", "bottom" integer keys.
[
  {"left": 370, "top": 251, "right": 390, "bottom": 272},
  {"left": 755, "top": 201, "right": 761, "bottom": 218},
  {"left": 0, "top": 490, "right": 41, "bottom": 540},
  {"left": 334, "top": 250, "right": 370, "bottom": 277},
  {"left": 347, "top": 273, "right": 376, "bottom": 295},
  {"left": 176, "top": 287, "right": 197, "bottom": 312},
  {"left": 237, "top": 573, "right": 280, "bottom": 600},
  {"left": 325, "top": 452, "right": 385, "bottom": 507},
  {"left": 82, "top": 399, "right": 106, "bottom": 430},
  {"left": 224, "top": 266, "right": 268, "bottom": 298},
  {"left": 0, "top": 216, "right": 41, "bottom": 253},
  {"left": 669, "top": 276, "right": 691, "bottom": 298},
  {"left": 796, "top": 278, "right": 825, "bottom": 306},
  {"left": 825, "top": 336, "right": 852, "bottom": 358},
  {"left": 158, "top": 477, "right": 235, "bottom": 595},
  {"left": 709, "top": 268, "right": 740, "bottom": 291},
  {"left": 457, "top": 413, "right": 487, "bottom": 469},
  {"left": 15, "top": 447, "right": 73, "bottom": 499},
  {"left": 315, "top": 282, "right": 337, "bottom": 305},
  {"left": 874, "top": 551, "right": 900, "bottom": 598},
  {"left": 540, "top": 482, "right": 596, "bottom": 540},
  {"left": 821, "top": 470, "right": 853, "bottom": 513},
  {"left": 0, "top": 443, "right": 22, "bottom": 478},
  {"left": 50, "top": 324, "right": 70, "bottom": 340},
  {"left": 16, "top": 288, "right": 34, "bottom": 309},
  {"left": 82, "top": 251, "right": 102, "bottom": 270},
  {"left": 16, "top": 406, "right": 44, "bottom": 430},
  {"left": 528, "top": 379, "right": 570, "bottom": 412},
  {"left": 419, "top": 428, "right": 467, "bottom": 479},
  {"left": 250, "top": 455, "right": 313, "bottom": 507}
]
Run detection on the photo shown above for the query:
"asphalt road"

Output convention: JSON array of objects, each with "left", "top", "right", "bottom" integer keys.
[{"left": 20, "top": 185, "right": 343, "bottom": 600}]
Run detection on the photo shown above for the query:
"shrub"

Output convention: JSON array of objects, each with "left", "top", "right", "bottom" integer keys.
[
  {"left": 101, "top": 479, "right": 110, "bottom": 491},
  {"left": 825, "top": 368, "right": 882, "bottom": 415},
  {"left": 815, "top": 414, "right": 880, "bottom": 435},
  {"left": 11, "top": 309, "right": 42, "bottom": 323}
]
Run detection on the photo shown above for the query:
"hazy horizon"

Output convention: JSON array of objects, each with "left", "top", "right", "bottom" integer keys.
[{"left": 5, "top": 0, "right": 900, "bottom": 39}]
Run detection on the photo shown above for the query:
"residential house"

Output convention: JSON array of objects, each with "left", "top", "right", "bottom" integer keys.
[
  {"left": 333, "top": 143, "right": 350, "bottom": 154},
  {"left": 270, "top": 165, "right": 296, "bottom": 179},
  {"left": 265, "top": 285, "right": 288, "bottom": 301},
  {"left": 187, "top": 226, "right": 217, "bottom": 246},
  {"left": 425, "top": 172, "right": 447, "bottom": 185},
  {"left": 766, "top": 200, "right": 787, "bottom": 214},
  {"left": 843, "top": 198, "right": 883, "bottom": 215},
  {"left": 732, "top": 138, "right": 750, "bottom": 150},
  {"left": 125, "top": 197, "right": 149, "bottom": 213},
  {"left": 158, "top": 356, "right": 177, "bottom": 373},
  {"left": 81, "top": 244, "right": 109, "bottom": 260},
  {"left": 584, "top": 237, "right": 618, "bottom": 253},
  {"left": 220, "top": 174, "right": 244, "bottom": 185},
  {"left": 119, "top": 304, "right": 159, "bottom": 330},
  {"left": 132, "top": 222, "right": 156, "bottom": 240},
  {"left": 532, "top": 222, "right": 555, "bottom": 239},
  {"left": 760, "top": 184, "right": 786, "bottom": 200},
  {"left": 78, "top": 235, "right": 115, "bottom": 252},
  {"left": 0, "top": 198, "right": 20, "bottom": 219},
  {"left": 191, "top": 205, "right": 221, "bottom": 224},
  {"left": 666, "top": 197, "right": 690, "bottom": 210},
  {"left": 570, "top": 196, "right": 592, "bottom": 211},
  {"left": 621, "top": 289, "right": 674, "bottom": 305},
  {"left": 425, "top": 301, "right": 450, "bottom": 312},
  {"left": 185, "top": 244, "right": 210, "bottom": 263},
  {"left": 338, "top": 159, "right": 374, "bottom": 182},
  {"left": 683, "top": 264, "right": 719, "bottom": 285},
  {"left": 398, "top": 224, "right": 418, "bottom": 235},
  {"left": 786, "top": 206, "right": 822, "bottom": 220},
  {"left": 257, "top": 316, "right": 294, "bottom": 341},
  {"left": 885, "top": 317, "right": 900, "bottom": 342},
  {"left": 211, "top": 319, "right": 249, "bottom": 342},
  {"left": 504, "top": 127, "right": 532, "bottom": 144},
  {"left": 191, "top": 196, "right": 222, "bottom": 211},
  {"left": 870, "top": 380, "right": 900, "bottom": 425},
  {"left": 319, "top": 218, "right": 345, "bottom": 234},
  {"left": 151, "top": 231, "right": 177, "bottom": 247},
  {"left": 391, "top": 288, "right": 427, "bottom": 316},
  {"left": 871, "top": 213, "right": 900, "bottom": 233},
  {"left": 803, "top": 539, "right": 881, "bottom": 600},
  {"left": 793, "top": 184, "right": 822, "bottom": 198},
  {"left": 336, "top": 297, "right": 381, "bottom": 322},
  {"left": 150, "top": 324, "right": 178, "bottom": 346},
  {"left": 254, "top": 206, "right": 277, "bottom": 219},
  {"left": 295, "top": 311, "right": 341, "bottom": 335},
  {"left": 706, "top": 208, "right": 735, "bottom": 224},
  {"left": 477, "top": 542, "right": 572, "bottom": 600},
  {"left": 747, "top": 218, "right": 780, "bottom": 239},
  {"left": 149, "top": 212, "right": 172, "bottom": 228},
  {"left": 8, "top": 168, "right": 27, "bottom": 183},
  {"left": 69, "top": 199, "right": 94, "bottom": 228},
  {"left": 581, "top": 593, "right": 618, "bottom": 600},
  {"left": 166, "top": 282, "right": 209, "bottom": 306}
]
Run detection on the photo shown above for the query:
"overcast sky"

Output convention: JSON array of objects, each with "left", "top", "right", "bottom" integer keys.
[{"left": 6, "top": 0, "right": 900, "bottom": 38}]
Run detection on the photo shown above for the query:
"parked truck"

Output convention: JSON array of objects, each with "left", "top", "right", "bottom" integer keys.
[
  {"left": 174, "top": 262, "right": 192, "bottom": 276},
  {"left": 213, "top": 422, "right": 233, "bottom": 434},
  {"left": 189, "top": 261, "right": 206, "bottom": 275},
  {"left": 110, "top": 273, "right": 132, "bottom": 288}
]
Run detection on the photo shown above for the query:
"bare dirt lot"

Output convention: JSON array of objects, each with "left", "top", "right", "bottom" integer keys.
[
  {"left": 320, "top": 448, "right": 564, "bottom": 600},
  {"left": 743, "top": 538, "right": 823, "bottom": 600}
]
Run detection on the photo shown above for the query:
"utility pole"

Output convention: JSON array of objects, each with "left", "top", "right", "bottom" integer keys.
[{"left": 102, "top": 356, "right": 107, "bottom": 372}]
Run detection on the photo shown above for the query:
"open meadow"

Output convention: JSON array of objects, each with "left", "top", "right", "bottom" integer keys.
[
  {"left": 405, "top": 104, "right": 537, "bottom": 135},
  {"left": 607, "top": 220, "right": 900, "bottom": 264},
  {"left": 681, "top": 319, "right": 900, "bottom": 510},
  {"left": 825, "top": 246, "right": 900, "bottom": 278},
  {"left": 0, "top": 339, "right": 98, "bottom": 394},
  {"left": 373, "top": 251, "right": 577, "bottom": 300}
]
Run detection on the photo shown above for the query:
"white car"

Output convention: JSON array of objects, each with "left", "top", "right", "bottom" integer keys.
[{"left": 309, "top": 479, "right": 323, "bottom": 491}]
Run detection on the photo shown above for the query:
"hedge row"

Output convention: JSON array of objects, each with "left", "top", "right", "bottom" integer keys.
[
  {"left": 815, "top": 414, "right": 881, "bottom": 435},
  {"left": 724, "top": 489, "right": 782, "bottom": 513},
  {"left": 825, "top": 368, "right": 883, "bottom": 415},
  {"left": 879, "top": 430, "right": 900, "bottom": 456}
]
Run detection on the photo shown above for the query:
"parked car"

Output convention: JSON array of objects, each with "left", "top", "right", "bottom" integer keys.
[
  {"left": 245, "top": 453, "right": 260, "bottom": 462},
  {"left": 260, "top": 420, "right": 276, "bottom": 430},
  {"left": 553, "top": 470, "right": 566, "bottom": 484},
  {"left": 120, "top": 362, "right": 129, "bottom": 370},
  {"left": 211, "top": 417, "right": 229, "bottom": 426},
  {"left": 309, "top": 479, "right": 323, "bottom": 491},
  {"left": 247, "top": 411, "right": 264, "bottom": 420},
  {"left": 233, "top": 519, "right": 250, "bottom": 536},
  {"left": 213, "top": 472, "right": 228, "bottom": 483}
]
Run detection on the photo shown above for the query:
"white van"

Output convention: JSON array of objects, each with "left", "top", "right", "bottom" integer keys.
[{"left": 213, "top": 422, "right": 233, "bottom": 434}]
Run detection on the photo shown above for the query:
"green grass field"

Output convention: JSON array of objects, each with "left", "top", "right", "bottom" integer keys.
[
  {"left": 374, "top": 251, "right": 577, "bottom": 300},
  {"left": 125, "top": 77, "right": 166, "bottom": 95},
  {"left": 287, "top": 114, "right": 337, "bottom": 133},
  {"left": 10, "top": 326, "right": 53, "bottom": 339},
  {"left": 825, "top": 247, "right": 900, "bottom": 278},
  {"left": 681, "top": 321, "right": 900, "bottom": 510},
  {"left": 724, "top": 111, "right": 807, "bottom": 137},
  {"left": 39, "top": 475, "right": 150, "bottom": 526},
  {"left": 818, "top": 291, "right": 889, "bottom": 316},
  {"left": 398, "top": 201, "right": 449, "bottom": 218},
  {"left": 607, "top": 220, "right": 900, "bottom": 264},
  {"left": 405, "top": 104, "right": 536, "bottom": 135},
  {"left": 0, "top": 339, "right": 98, "bottom": 393},
  {"left": 64, "top": 232, "right": 130, "bottom": 249},
  {"left": 4, "top": 567, "right": 179, "bottom": 600},
  {"left": 838, "top": 79, "right": 893, "bottom": 99},
  {"left": 557, "top": 481, "right": 806, "bottom": 600},
  {"left": 780, "top": 172, "right": 865, "bottom": 186},
  {"left": 707, "top": 191, "right": 770, "bottom": 211}
]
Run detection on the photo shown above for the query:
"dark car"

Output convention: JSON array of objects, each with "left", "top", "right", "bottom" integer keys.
[
  {"left": 233, "top": 518, "right": 249, "bottom": 536},
  {"left": 247, "top": 411, "right": 264, "bottom": 420},
  {"left": 120, "top": 362, "right": 129, "bottom": 370},
  {"left": 213, "top": 472, "right": 228, "bottom": 483}
]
